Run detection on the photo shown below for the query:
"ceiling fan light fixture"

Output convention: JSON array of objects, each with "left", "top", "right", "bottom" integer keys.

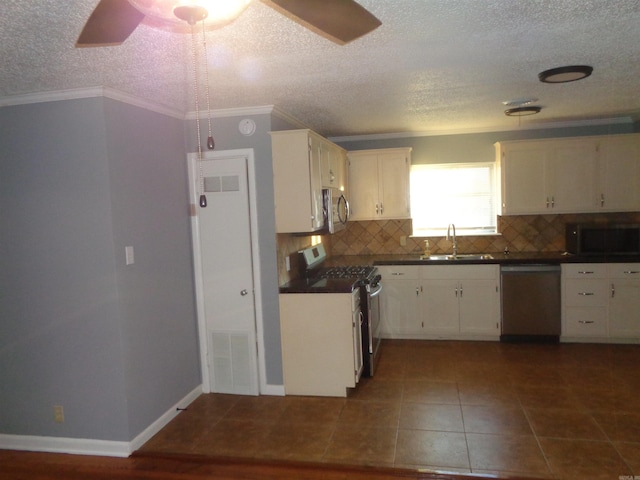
[
  {"left": 128, "top": 0, "right": 252, "bottom": 31},
  {"left": 538, "top": 65, "right": 593, "bottom": 83},
  {"left": 504, "top": 106, "right": 541, "bottom": 117}
]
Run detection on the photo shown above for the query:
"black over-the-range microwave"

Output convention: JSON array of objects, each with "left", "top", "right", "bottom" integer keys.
[{"left": 566, "top": 223, "right": 640, "bottom": 255}]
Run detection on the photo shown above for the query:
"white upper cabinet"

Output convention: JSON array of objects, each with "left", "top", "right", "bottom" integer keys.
[
  {"left": 271, "top": 129, "right": 345, "bottom": 233},
  {"left": 498, "top": 134, "right": 640, "bottom": 216},
  {"left": 595, "top": 134, "right": 640, "bottom": 212},
  {"left": 347, "top": 148, "right": 411, "bottom": 220},
  {"left": 321, "top": 141, "right": 348, "bottom": 192},
  {"left": 498, "top": 137, "right": 597, "bottom": 215}
]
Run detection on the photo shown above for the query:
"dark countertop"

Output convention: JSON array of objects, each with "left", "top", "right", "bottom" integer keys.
[
  {"left": 279, "top": 277, "right": 363, "bottom": 294},
  {"left": 279, "top": 252, "right": 640, "bottom": 293},
  {"left": 331, "top": 252, "right": 640, "bottom": 266}
]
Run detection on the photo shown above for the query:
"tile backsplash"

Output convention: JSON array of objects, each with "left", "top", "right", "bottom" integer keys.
[
  {"left": 329, "top": 212, "right": 640, "bottom": 257},
  {"left": 276, "top": 212, "right": 640, "bottom": 285}
]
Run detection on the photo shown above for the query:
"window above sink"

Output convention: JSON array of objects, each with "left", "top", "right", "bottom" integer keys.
[{"left": 410, "top": 162, "right": 499, "bottom": 237}]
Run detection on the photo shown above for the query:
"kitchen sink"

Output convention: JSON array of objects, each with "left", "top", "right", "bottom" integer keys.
[{"left": 420, "top": 253, "right": 494, "bottom": 261}]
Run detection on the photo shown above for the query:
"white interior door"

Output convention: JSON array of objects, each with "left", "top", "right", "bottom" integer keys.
[{"left": 189, "top": 151, "right": 259, "bottom": 396}]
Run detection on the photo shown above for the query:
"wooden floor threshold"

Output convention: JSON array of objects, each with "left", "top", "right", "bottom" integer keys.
[{"left": 0, "top": 449, "right": 538, "bottom": 480}]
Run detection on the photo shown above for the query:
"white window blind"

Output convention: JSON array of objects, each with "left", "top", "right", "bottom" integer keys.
[{"left": 410, "top": 162, "right": 498, "bottom": 236}]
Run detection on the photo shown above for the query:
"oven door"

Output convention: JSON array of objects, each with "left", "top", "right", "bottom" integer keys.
[{"left": 363, "top": 282, "right": 382, "bottom": 376}]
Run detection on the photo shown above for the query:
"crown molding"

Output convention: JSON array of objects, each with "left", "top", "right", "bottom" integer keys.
[
  {"left": 0, "top": 87, "right": 185, "bottom": 119},
  {"left": 329, "top": 116, "right": 635, "bottom": 142}
]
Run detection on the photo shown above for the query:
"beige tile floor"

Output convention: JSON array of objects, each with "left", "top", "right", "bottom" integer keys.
[{"left": 139, "top": 340, "right": 640, "bottom": 479}]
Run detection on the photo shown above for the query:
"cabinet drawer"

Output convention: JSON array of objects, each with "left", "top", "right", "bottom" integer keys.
[
  {"left": 562, "top": 263, "right": 608, "bottom": 279},
  {"left": 608, "top": 263, "right": 640, "bottom": 278},
  {"left": 422, "top": 264, "right": 498, "bottom": 280},
  {"left": 563, "top": 307, "right": 608, "bottom": 337},
  {"left": 377, "top": 265, "right": 420, "bottom": 280},
  {"left": 564, "top": 280, "right": 609, "bottom": 306}
]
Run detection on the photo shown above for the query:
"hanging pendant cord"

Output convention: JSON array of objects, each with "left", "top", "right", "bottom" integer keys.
[
  {"left": 190, "top": 23, "right": 207, "bottom": 207},
  {"left": 201, "top": 21, "right": 215, "bottom": 150}
]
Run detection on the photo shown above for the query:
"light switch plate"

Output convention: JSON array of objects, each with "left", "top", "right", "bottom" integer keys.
[{"left": 125, "top": 246, "right": 134, "bottom": 265}]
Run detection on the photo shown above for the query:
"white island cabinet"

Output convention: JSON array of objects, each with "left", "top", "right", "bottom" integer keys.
[
  {"left": 279, "top": 290, "right": 362, "bottom": 397},
  {"left": 378, "top": 264, "right": 500, "bottom": 340}
]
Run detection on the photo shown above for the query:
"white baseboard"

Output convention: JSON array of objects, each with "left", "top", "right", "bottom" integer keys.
[
  {"left": 261, "top": 384, "right": 285, "bottom": 396},
  {"left": 0, "top": 385, "right": 203, "bottom": 458},
  {"left": 128, "top": 385, "right": 203, "bottom": 453}
]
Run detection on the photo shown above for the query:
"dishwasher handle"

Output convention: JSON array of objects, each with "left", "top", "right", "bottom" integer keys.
[{"left": 501, "top": 264, "right": 561, "bottom": 274}]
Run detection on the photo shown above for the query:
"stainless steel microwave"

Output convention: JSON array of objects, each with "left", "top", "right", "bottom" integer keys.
[
  {"left": 322, "top": 188, "right": 349, "bottom": 234},
  {"left": 566, "top": 223, "right": 640, "bottom": 255}
]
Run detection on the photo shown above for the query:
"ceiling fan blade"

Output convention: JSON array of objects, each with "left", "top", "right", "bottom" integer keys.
[
  {"left": 261, "top": 0, "right": 381, "bottom": 45},
  {"left": 76, "top": 0, "right": 145, "bottom": 47}
]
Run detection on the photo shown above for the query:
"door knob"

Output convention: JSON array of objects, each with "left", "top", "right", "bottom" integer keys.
[{"left": 240, "top": 289, "right": 248, "bottom": 296}]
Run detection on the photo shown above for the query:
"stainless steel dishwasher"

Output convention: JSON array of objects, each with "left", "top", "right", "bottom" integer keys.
[{"left": 500, "top": 264, "right": 561, "bottom": 342}]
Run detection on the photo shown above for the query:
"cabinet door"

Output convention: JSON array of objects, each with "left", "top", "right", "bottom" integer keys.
[
  {"left": 378, "top": 152, "right": 411, "bottom": 219},
  {"left": 547, "top": 140, "right": 597, "bottom": 213},
  {"left": 348, "top": 153, "right": 379, "bottom": 220},
  {"left": 458, "top": 278, "right": 500, "bottom": 336},
  {"left": 380, "top": 278, "right": 421, "bottom": 336},
  {"left": 597, "top": 135, "right": 640, "bottom": 212},
  {"left": 500, "top": 142, "right": 548, "bottom": 214},
  {"left": 308, "top": 134, "right": 324, "bottom": 230},
  {"left": 421, "top": 279, "right": 460, "bottom": 335},
  {"left": 609, "top": 265, "right": 640, "bottom": 339}
]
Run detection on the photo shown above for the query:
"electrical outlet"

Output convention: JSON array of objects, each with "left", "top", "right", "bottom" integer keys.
[
  {"left": 53, "top": 405, "right": 64, "bottom": 423},
  {"left": 400, "top": 235, "right": 407, "bottom": 246}
]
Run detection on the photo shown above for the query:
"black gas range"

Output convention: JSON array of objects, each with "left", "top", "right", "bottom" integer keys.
[{"left": 299, "top": 244, "right": 379, "bottom": 291}]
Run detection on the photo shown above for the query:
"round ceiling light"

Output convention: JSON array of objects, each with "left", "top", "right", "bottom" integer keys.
[
  {"left": 538, "top": 65, "right": 593, "bottom": 83},
  {"left": 504, "top": 106, "right": 542, "bottom": 116}
]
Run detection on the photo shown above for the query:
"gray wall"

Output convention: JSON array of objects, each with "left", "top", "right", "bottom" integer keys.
[
  {"left": 334, "top": 123, "right": 635, "bottom": 165},
  {"left": 0, "top": 97, "right": 200, "bottom": 442}
]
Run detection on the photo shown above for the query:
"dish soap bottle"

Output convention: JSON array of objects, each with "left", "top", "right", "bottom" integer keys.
[{"left": 423, "top": 239, "right": 431, "bottom": 257}]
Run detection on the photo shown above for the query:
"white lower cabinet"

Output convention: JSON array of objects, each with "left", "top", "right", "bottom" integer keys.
[
  {"left": 608, "top": 264, "right": 640, "bottom": 339},
  {"left": 561, "top": 263, "right": 640, "bottom": 342},
  {"left": 379, "top": 264, "right": 500, "bottom": 340},
  {"left": 279, "top": 291, "right": 362, "bottom": 397}
]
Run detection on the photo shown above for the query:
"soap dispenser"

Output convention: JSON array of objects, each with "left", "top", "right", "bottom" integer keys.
[{"left": 423, "top": 239, "right": 431, "bottom": 257}]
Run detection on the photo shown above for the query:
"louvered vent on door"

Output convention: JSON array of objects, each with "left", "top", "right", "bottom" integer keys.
[
  {"left": 210, "top": 331, "right": 253, "bottom": 394},
  {"left": 204, "top": 175, "right": 240, "bottom": 193}
]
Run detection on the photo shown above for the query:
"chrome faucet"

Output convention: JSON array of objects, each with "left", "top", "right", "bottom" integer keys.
[{"left": 446, "top": 223, "right": 457, "bottom": 257}]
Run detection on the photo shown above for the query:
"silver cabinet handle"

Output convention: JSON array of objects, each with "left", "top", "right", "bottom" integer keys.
[
  {"left": 600, "top": 193, "right": 605, "bottom": 207},
  {"left": 611, "top": 283, "right": 615, "bottom": 298},
  {"left": 391, "top": 272, "right": 404, "bottom": 276},
  {"left": 579, "top": 320, "right": 595, "bottom": 324},
  {"left": 578, "top": 292, "right": 595, "bottom": 296},
  {"left": 578, "top": 271, "right": 594, "bottom": 275},
  {"left": 240, "top": 289, "right": 249, "bottom": 296},
  {"left": 623, "top": 270, "right": 640, "bottom": 275}
]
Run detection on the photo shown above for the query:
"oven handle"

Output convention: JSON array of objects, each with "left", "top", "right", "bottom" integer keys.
[{"left": 369, "top": 283, "right": 383, "bottom": 297}]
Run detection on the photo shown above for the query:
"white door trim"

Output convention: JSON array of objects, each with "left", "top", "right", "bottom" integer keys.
[{"left": 187, "top": 148, "right": 267, "bottom": 394}]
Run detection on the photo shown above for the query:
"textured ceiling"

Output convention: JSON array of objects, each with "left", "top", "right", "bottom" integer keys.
[{"left": 1, "top": 0, "right": 640, "bottom": 137}]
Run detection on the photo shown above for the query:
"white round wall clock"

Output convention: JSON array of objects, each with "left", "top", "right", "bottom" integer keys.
[{"left": 238, "top": 118, "right": 256, "bottom": 136}]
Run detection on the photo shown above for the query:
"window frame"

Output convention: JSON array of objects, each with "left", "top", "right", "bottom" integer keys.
[{"left": 410, "top": 161, "right": 499, "bottom": 237}]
